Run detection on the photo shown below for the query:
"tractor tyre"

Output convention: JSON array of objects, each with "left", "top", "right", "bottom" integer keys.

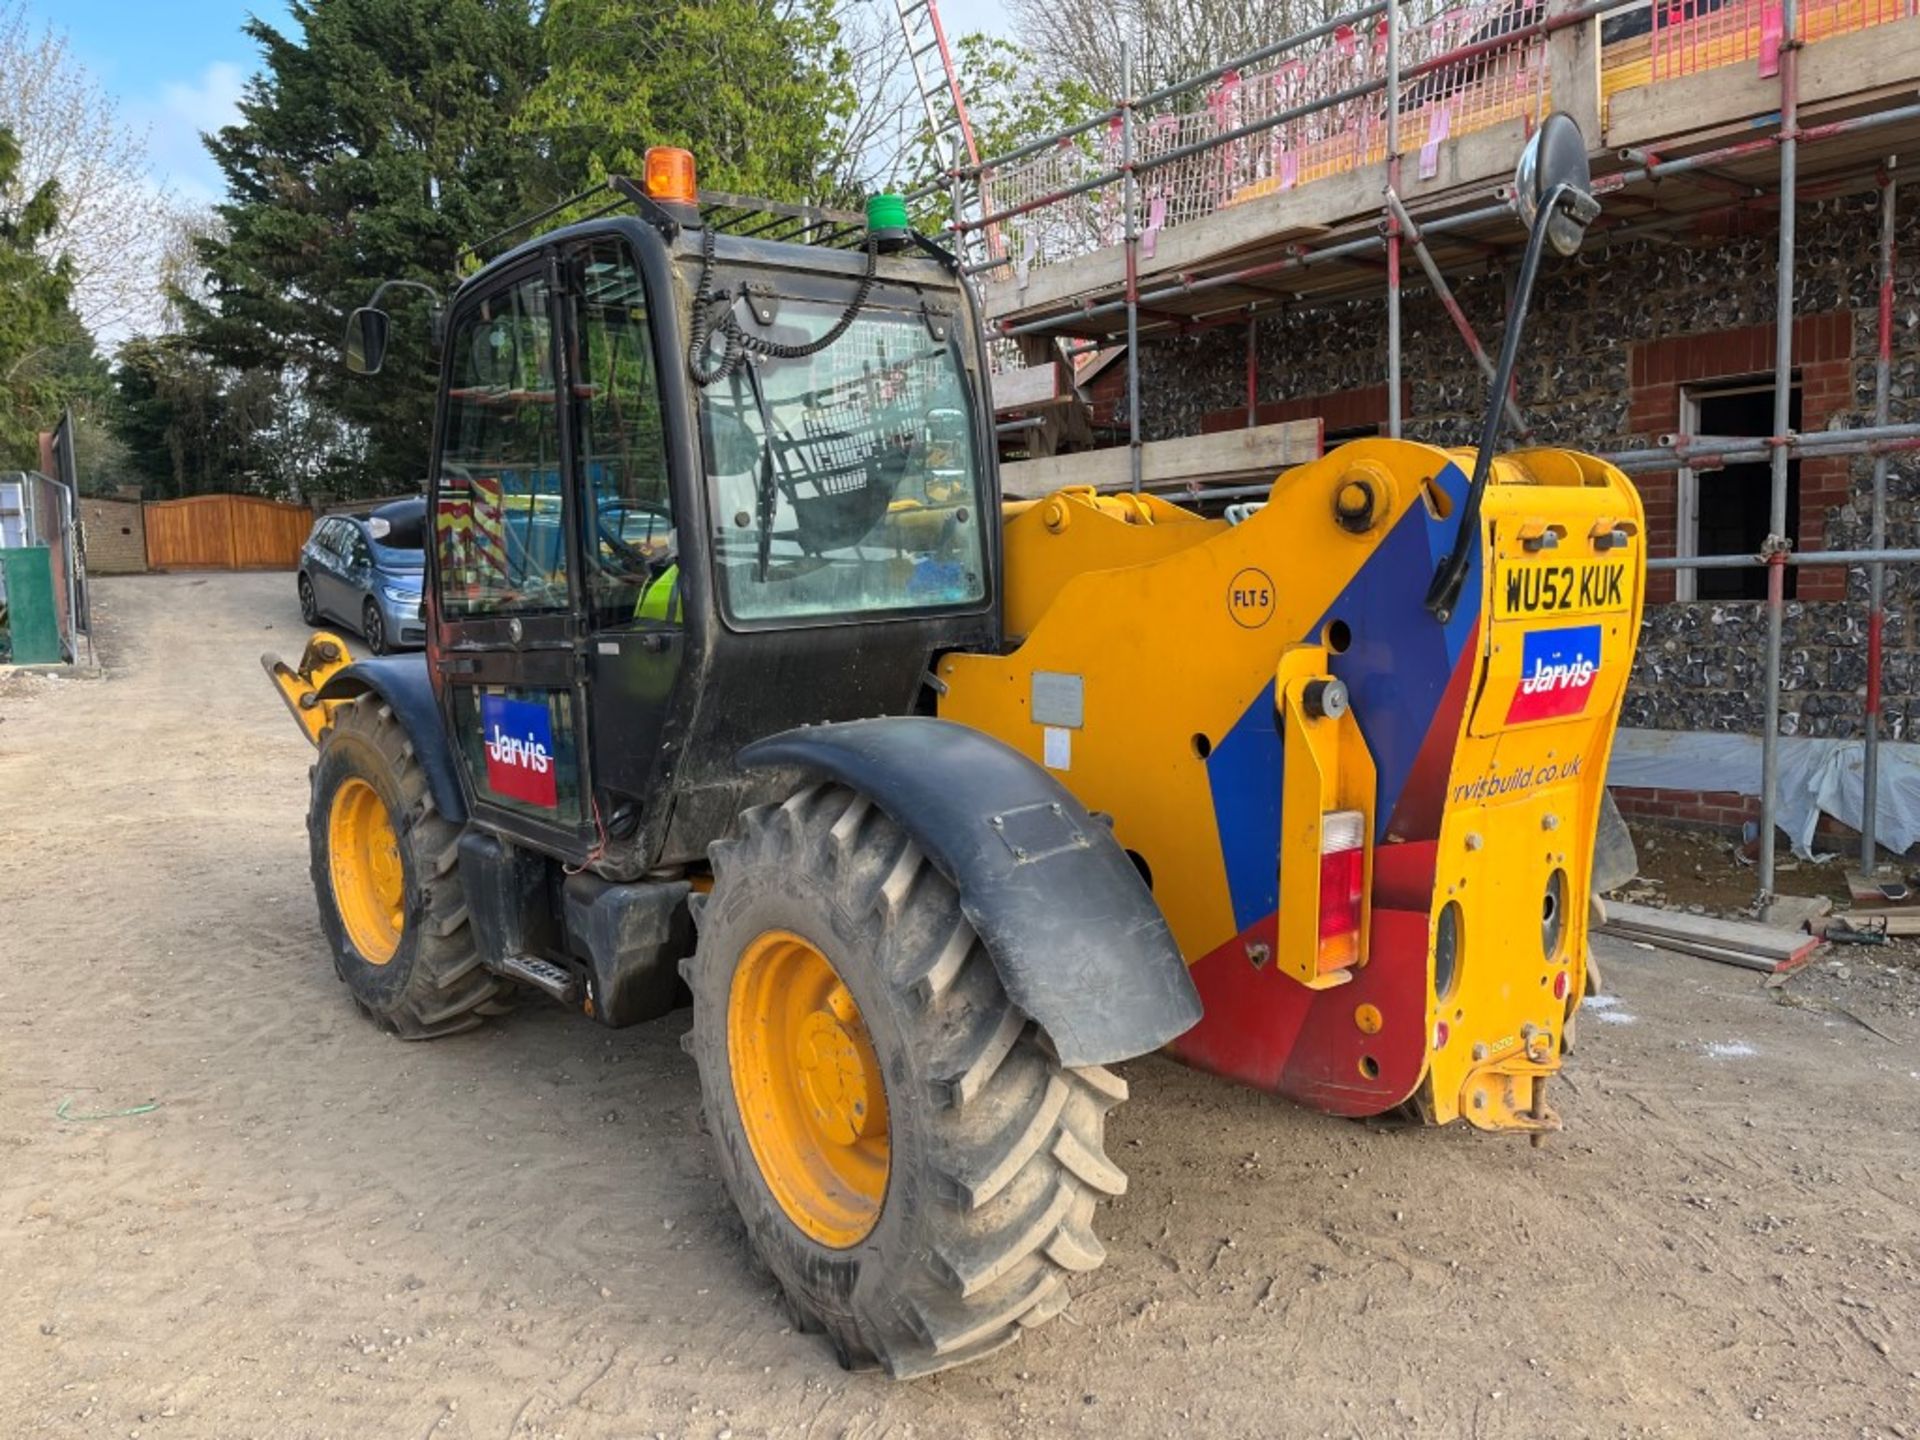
[
  {"left": 686, "top": 782, "right": 1131, "bottom": 1378},
  {"left": 308, "top": 692, "right": 509, "bottom": 1038}
]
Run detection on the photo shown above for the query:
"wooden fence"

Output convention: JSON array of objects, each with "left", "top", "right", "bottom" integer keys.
[{"left": 144, "top": 495, "right": 313, "bottom": 571}]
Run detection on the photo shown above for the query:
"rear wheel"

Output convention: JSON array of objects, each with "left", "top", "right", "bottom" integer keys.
[
  {"left": 297, "top": 573, "right": 319, "bottom": 625},
  {"left": 309, "top": 692, "right": 508, "bottom": 1037},
  {"left": 687, "top": 783, "right": 1130, "bottom": 1377}
]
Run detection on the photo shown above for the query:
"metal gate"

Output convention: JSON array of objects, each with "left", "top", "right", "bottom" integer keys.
[{"left": 0, "top": 466, "right": 82, "bottom": 664}]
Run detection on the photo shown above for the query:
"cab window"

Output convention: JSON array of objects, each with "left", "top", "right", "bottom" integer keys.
[
  {"left": 570, "top": 239, "right": 675, "bottom": 629},
  {"left": 698, "top": 301, "right": 987, "bottom": 626},
  {"left": 434, "top": 270, "right": 568, "bottom": 618}
]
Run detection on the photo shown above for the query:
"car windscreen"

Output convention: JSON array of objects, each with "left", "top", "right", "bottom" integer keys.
[
  {"left": 696, "top": 297, "right": 987, "bottom": 626},
  {"left": 371, "top": 539, "right": 425, "bottom": 572}
]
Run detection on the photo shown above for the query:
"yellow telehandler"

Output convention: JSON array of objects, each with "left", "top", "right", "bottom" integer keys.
[{"left": 266, "top": 117, "right": 1643, "bottom": 1376}]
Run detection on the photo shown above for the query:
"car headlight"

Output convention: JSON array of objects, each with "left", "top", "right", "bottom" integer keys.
[{"left": 381, "top": 585, "right": 420, "bottom": 606}]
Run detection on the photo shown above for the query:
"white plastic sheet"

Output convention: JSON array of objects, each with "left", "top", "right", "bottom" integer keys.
[{"left": 1607, "top": 728, "right": 1920, "bottom": 858}]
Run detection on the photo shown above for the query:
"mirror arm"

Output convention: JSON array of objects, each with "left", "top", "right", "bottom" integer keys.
[
  {"left": 366, "top": 278, "right": 444, "bottom": 311},
  {"left": 1422, "top": 180, "right": 1578, "bottom": 624},
  {"left": 366, "top": 278, "right": 448, "bottom": 356}
]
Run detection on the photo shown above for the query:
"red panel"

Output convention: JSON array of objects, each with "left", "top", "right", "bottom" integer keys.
[
  {"left": 1280, "top": 907, "right": 1431, "bottom": 1116},
  {"left": 1167, "top": 914, "right": 1305, "bottom": 1093},
  {"left": 1373, "top": 840, "right": 1438, "bottom": 911},
  {"left": 1166, "top": 906, "right": 1432, "bottom": 1117}
]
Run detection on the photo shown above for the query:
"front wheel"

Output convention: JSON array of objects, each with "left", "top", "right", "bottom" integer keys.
[
  {"left": 361, "top": 598, "right": 388, "bottom": 656},
  {"left": 686, "top": 783, "right": 1131, "bottom": 1377},
  {"left": 308, "top": 692, "right": 509, "bottom": 1037}
]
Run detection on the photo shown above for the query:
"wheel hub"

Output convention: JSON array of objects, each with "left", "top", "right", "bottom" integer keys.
[
  {"left": 327, "top": 777, "right": 404, "bottom": 964},
  {"left": 728, "top": 930, "right": 890, "bottom": 1247},
  {"left": 795, "top": 990, "right": 882, "bottom": 1145}
]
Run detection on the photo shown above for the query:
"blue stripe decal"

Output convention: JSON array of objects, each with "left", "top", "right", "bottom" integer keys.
[
  {"left": 1206, "top": 460, "right": 1484, "bottom": 927},
  {"left": 1329, "top": 459, "right": 1481, "bottom": 840},
  {"left": 1207, "top": 679, "right": 1283, "bottom": 933}
]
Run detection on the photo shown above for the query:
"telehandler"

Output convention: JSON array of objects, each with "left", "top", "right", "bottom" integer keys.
[{"left": 266, "top": 118, "right": 1644, "bottom": 1376}]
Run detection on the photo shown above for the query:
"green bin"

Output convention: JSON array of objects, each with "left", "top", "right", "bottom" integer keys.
[{"left": 0, "top": 546, "right": 62, "bottom": 664}]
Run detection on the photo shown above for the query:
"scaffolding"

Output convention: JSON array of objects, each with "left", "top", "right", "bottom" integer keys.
[{"left": 915, "top": 0, "right": 1920, "bottom": 897}]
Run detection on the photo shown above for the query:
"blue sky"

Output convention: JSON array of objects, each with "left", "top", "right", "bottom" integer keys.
[
  {"left": 29, "top": 0, "right": 1012, "bottom": 204},
  {"left": 23, "top": 1, "right": 292, "bottom": 202}
]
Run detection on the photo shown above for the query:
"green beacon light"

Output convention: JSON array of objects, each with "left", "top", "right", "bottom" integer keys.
[{"left": 867, "top": 192, "right": 911, "bottom": 251}]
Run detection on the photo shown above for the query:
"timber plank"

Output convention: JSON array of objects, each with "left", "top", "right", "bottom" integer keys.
[
  {"left": 998, "top": 419, "right": 1322, "bottom": 500},
  {"left": 1832, "top": 908, "right": 1920, "bottom": 937},
  {"left": 992, "top": 363, "right": 1067, "bottom": 412},
  {"left": 1600, "top": 899, "right": 1814, "bottom": 959}
]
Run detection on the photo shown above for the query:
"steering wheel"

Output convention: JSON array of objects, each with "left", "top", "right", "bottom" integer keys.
[{"left": 595, "top": 497, "right": 673, "bottom": 576}]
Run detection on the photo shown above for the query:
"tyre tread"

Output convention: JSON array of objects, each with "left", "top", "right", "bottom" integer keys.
[
  {"left": 312, "top": 696, "right": 506, "bottom": 1039},
  {"left": 690, "top": 783, "right": 1132, "bottom": 1379}
]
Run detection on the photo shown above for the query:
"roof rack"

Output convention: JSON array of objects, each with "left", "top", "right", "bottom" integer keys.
[{"left": 458, "top": 177, "right": 869, "bottom": 268}]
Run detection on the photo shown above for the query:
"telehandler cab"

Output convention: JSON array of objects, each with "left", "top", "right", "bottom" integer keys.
[{"left": 266, "top": 116, "right": 1644, "bottom": 1376}]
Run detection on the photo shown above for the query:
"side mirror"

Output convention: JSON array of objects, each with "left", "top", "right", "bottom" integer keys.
[
  {"left": 1512, "top": 112, "right": 1600, "bottom": 258},
  {"left": 1425, "top": 114, "right": 1602, "bottom": 621},
  {"left": 344, "top": 307, "right": 391, "bottom": 376}
]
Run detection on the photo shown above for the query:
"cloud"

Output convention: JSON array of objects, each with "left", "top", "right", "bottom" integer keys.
[{"left": 139, "top": 60, "right": 248, "bottom": 204}]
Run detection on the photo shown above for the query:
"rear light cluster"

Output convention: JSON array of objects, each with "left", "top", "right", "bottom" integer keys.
[{"left": 1316, "top": 809, "right": 1365, "bottom": 973}]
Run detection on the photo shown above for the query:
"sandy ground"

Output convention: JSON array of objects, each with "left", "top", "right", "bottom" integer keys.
[{"left": 2, "top": 572, "right": 1918, "bottom": 1440}]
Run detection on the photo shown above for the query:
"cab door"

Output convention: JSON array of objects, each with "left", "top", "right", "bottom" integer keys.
[
  {"left": 428, "top": 254, "right": 597, "bottom": 859},
  {"left": 560, "top": 233, "right": 685, "bottom": 823}
]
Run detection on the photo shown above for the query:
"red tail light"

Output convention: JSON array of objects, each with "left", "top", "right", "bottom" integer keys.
[{"left": 1317, "top": 810, "right": 1365, "bottom": 972}]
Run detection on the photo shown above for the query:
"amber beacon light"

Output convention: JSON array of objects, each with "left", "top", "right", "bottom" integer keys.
[{"left": 643, "top": 146, "right": 698, "bottom": 205}]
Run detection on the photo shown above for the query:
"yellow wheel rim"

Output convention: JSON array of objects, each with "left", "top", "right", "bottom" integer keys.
[
  {"left": 728, "top": 930, "right": 890, "bottom": 1248},
  {"left": 328, "top": 777, "right": 405, "bottom": 965}
]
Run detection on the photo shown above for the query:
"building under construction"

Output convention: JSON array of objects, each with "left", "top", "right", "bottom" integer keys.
[{"left": 901, "top": 0, "right": 1920, "bottom": 893}]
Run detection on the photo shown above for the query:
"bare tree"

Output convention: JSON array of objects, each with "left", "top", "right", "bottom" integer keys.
[
  {"left": 807, "top": 0, "right": 926, "bottom": 196},
  {"left": 1009, "top": 0, "right": 1456, "bottom": 101},
  {"left": 0, "top": 1, "right": 185, "bottom": 341},
  {"left": 155, "top": 204, "right": 223, "bottom": 332}
]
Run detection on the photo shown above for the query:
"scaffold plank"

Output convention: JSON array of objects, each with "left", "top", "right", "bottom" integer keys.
[
  {"left": 1606, "top": 17, "right": 1920, "bottom": 149},
  {"left": 999, "top": 419, "right": 1322, "bottom": 499}
]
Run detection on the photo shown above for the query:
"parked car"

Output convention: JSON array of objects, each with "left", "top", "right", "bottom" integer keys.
[{"left": 296, "top": 498, "right": 426, "bottom": 654}]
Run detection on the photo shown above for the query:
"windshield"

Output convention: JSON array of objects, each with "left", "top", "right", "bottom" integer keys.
[
  {"left": 372, "top": 539, "right": 424, "bottom": 572},
  {"left": 698, "top": 297, "right": 987, "bottom": 625}
]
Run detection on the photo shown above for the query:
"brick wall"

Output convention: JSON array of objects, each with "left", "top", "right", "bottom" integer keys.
[
  {"left": 79, "top": 498, "right": 147, "bottom": 575},
  {"left": 1627, "top": 315, "right": 1855, "bottom": 605},
  {"left": 1614, "top": 784, "right": 1866, "bottom": 847},
  {"left": 1131, "top": 188, "right": 1920, "bottom": 741}
]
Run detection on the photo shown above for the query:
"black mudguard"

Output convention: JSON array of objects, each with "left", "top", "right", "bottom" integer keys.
[
  {"left": 738, "top": 717, "right": 1203, "bottom": 1068},
  {"left": 316, "top": 656, "right": 468, "bottom": 824}
]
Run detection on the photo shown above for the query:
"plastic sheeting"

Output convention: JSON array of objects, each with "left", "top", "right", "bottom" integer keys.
[{"left": 1607, "top": 727, "right": 1920, "bottom": 858}]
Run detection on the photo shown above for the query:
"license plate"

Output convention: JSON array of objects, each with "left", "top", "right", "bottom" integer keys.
[{"left": 1494, "top": 559, "right": 1628, "bottom": 619}]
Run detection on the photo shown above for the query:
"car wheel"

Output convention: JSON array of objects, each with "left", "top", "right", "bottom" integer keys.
[
  {"left": 298, "top": 573, "right": 319, "bottom": 626},
  {"left": 362, "top": 599, "right": 388, "bottom": 656}
]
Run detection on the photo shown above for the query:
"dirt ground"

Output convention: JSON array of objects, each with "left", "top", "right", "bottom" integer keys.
[{"left": 3, "top": 573, "right": 1918, "bottom": 1440}]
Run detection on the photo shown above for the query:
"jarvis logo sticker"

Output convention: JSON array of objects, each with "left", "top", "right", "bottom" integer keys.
[
  {"left": 1506, "top": 624, "right": 1601, "bottom": 724},
  {"left": 482, "top": 694, "right": 557, "bottom": 807}
]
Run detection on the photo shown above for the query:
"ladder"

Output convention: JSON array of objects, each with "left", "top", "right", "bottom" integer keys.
[{"left": 890, "top": 0, "right": 994, "bottom": 271}]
